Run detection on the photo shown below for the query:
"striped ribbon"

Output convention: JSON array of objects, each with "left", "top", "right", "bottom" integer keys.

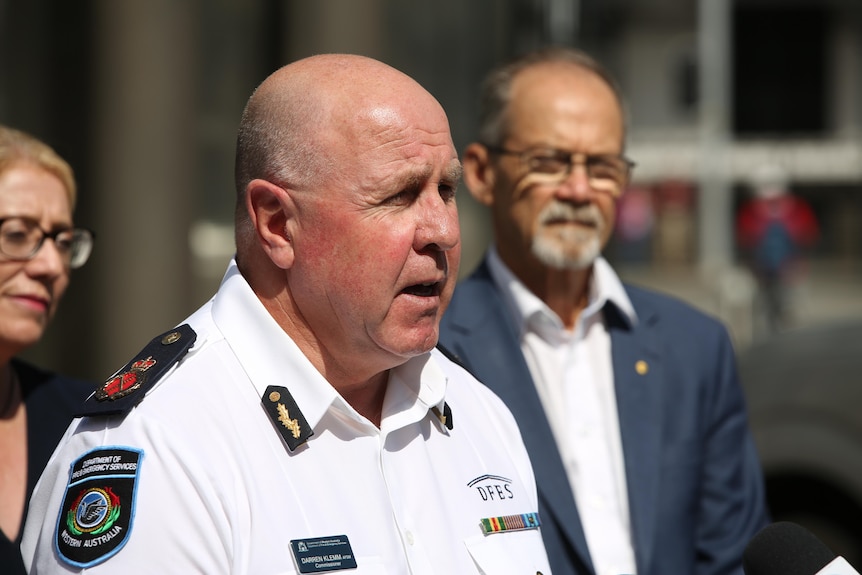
[{"left": 480, "top": 512, "right": 541, "bottom": 534}]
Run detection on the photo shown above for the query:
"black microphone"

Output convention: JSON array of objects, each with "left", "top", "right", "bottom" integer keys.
[{"left": 743, "top": 521, "right": 860, "bottom": 575}]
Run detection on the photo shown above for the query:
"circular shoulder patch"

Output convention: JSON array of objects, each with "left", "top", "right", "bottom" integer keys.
[{"left": 55, "top": 447, "right": 143, "bottom": 568}]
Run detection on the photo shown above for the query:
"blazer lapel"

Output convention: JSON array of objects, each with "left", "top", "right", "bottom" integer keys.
[
  {"left": 443, "top": 262, "right": 595, "bottom": 573},
  {"left": 608, "top": 298, "right": 663, "bottom": 574}
]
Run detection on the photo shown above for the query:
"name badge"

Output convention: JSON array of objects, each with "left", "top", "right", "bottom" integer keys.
[{"left": 290, "top": 535, "right": 358, "bottom": 573}]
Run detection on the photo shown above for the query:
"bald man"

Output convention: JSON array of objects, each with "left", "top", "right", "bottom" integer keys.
[{"left": 21, "top": 55, "right": 552, "bottom": 574}]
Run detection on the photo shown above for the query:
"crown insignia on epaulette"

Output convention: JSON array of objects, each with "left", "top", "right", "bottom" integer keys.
[
  {"left": 131, "top": 356, "right": 157, "bottom": 371},
  {"left": 77, "top": 325, "right": 196, "bottom": 418},
  {"left": 95, "top": 356, "right": 157, "bottom": 401}
]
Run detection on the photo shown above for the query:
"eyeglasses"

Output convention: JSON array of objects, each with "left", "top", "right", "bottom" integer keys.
[
  {"left": 0, "top": 217, "right": 95, "bottom": 269},
  {"left": 484, "top": 144, "right": 635, "bottom": 197}
]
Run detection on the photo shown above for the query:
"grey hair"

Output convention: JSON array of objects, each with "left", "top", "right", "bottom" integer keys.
[
  {"left": 233, "top": 77, "right": 330, "bottom": 249},
  {"left": 476, "top": 46, "right": 626, "bottom": 147}
]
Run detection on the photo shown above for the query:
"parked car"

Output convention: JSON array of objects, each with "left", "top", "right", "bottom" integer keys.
[{"left": 739, "top": 320, "right": 862, "bottom": 564}]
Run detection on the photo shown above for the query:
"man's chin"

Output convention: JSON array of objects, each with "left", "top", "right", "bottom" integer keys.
[
  {"left": 380, "top": 328, "right": 440, "bottom": 362},
  {"left": 532, "top": 239, "right": 600, "bottom": 270}
]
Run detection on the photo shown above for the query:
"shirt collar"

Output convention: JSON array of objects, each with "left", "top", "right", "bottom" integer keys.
[
  {"left": 212, "top": 259, "right": 449, "bottom": 436},
  {"left": 212, "top": 260, "right": 341, "bottom": 432},
  {"left": 384, "top": 350, "right": 450, "bottom": 434},
  {"left": 486, "top": 246, "right": 637, "bottom": 338}
]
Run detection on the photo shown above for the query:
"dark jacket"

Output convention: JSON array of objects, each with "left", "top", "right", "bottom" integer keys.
[
  {"left": 439, "top": 257, "right": 770, "bottom": 575},
  {"left": 0, "top": 360, "right": 94, "bottom": 575}
]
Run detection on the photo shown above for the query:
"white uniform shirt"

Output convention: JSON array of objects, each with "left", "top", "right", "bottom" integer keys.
[
  {"left": 488, "top": 248, "right": 638, "bottom": 575},
  {"left": 23, "top": 260, "right": 551, "bottom": 575}
]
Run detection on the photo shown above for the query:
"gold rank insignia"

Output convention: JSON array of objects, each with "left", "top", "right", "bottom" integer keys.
[{"left": 262, "top": 385, "right": 313, "bottom": 451}]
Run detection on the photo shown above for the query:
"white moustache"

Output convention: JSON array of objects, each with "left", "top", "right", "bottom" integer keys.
[{"left": 538, "top": 202, "right": 603, "bottom": 228}]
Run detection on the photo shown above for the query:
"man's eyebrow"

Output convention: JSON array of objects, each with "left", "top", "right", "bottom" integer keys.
[
  {"left": 442, "top": 161, "right": 463, "bottom": 184},
  {"left": 394, "top": 169, "right": 430, "bottom": 194},
  {"left": 392, "top": 161, "right": 461, "bottom": 191}
]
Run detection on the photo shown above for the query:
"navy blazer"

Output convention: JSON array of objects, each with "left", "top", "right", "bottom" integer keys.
[
  {"left": 0, "top": 360, "right": 95, "bottom": 575},
  {"left": 439, "top": 258, "right": 769, "bottom": 575}
]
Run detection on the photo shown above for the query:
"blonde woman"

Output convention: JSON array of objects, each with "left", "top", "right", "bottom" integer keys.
[{"left": 0, "top": 125, "right": 95, "bottom": 574}]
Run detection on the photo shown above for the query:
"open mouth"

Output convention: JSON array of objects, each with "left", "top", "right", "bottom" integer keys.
[{"left": 401, "top": 281, "right": 442, "bottom": 297}]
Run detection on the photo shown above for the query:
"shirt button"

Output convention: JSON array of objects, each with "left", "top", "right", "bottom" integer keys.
[{"left": 405, "top": 530, "right": 415, "bottom": 545}]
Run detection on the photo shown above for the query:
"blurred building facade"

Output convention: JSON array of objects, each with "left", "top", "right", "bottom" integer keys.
[{"left": 0, "top": 0, "right": 860, "bottom": 379}]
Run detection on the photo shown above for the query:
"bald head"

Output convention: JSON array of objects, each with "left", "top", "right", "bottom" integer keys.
[{"left": 234, "top": 54, "right": 449, "bottom": 249}]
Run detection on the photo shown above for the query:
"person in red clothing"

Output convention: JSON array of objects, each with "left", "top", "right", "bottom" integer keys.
[{"left": 736, "top": 163, "right": 819, "bottom": 333}]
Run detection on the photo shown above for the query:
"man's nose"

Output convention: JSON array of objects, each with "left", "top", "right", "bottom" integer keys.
[
  {"left": 554, "top": 161, "right": 594, "bottom": 203},
  {"left": 415, "top": 192, "right": 460, "bottom": 252}
]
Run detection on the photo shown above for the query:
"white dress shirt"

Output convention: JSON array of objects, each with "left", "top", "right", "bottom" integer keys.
[
  {"left": 22, "top": 259, "right": 551, "bottom": 574},
  {"left": 488, "top": 247, "right": 639, "bottom": 575}
]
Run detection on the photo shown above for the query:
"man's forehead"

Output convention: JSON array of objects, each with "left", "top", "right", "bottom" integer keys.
[{"left": 364, "top": 106, "right": 402, "bottom": 127}]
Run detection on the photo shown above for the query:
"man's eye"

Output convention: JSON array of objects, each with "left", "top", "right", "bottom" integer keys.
[
  {"left": 529, "top": 155, "right": 568, "bottom": 174},
  {"left": 385, "top": 190, "right": 414, "bottom": 205},
  {"left": 438, "top": 184, "right": 457, "bottom": 202},
  {"left": 588, "top": 159, "right": 624, "bottom": 181}
]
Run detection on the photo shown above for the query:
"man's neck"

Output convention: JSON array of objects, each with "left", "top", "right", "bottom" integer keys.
[
  {"left": 533, "top": 267, "right": 592, "bottom": 330},
  {"left": 333, "top": 370, "right": 389, "bottom": 428},
  {"left": 504, "top": 254, "right": 593, "bottom": 330}
]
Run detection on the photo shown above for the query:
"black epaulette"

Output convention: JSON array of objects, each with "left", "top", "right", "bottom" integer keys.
[
  {"left": 261, "top": 385, "right": 313, "bottom": 451},
  {"left": 76, "top": 324, "right": 197, "bottom": 417}
]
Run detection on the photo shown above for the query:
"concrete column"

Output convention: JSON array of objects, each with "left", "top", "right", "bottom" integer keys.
[
  {"left": 697, "top": 0, "right": 733, "bottom": 275},
  {"left": 91, "top": 1, "right": 198, "bottom": 376},
  {"left": 283, "top": 0, "right": 386, "bottom": 59}
]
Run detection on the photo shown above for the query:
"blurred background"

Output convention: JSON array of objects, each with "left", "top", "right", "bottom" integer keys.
[{"left": 2, "top": 0, "right": 862, "bottom": 561}]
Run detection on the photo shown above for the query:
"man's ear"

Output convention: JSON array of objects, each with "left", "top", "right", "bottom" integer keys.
[
  {"left": 246, "top": 178, "right": 296, "bottom": 269},
  {"left": 462, "top": 142, "right": 496, "bottom": 207}
]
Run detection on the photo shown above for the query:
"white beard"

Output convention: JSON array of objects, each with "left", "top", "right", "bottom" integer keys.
[{"left": 531, "top": 201, "right": 605, "bottom": 270}]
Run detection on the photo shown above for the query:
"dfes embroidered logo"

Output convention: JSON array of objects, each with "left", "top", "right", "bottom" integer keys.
[
  {"left": 56, "top": 447, "right": 142, "bottom": 568},
  {"left": 467, "top": 474, "right": 515, "bottom": 502},
  {"left": 66, "top": 486, "right": 121, "bottom": 536}
]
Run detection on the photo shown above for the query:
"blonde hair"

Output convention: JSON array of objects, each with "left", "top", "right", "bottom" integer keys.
[{"left": 0, "top": 125, "right": 77, "bottom": 208}]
